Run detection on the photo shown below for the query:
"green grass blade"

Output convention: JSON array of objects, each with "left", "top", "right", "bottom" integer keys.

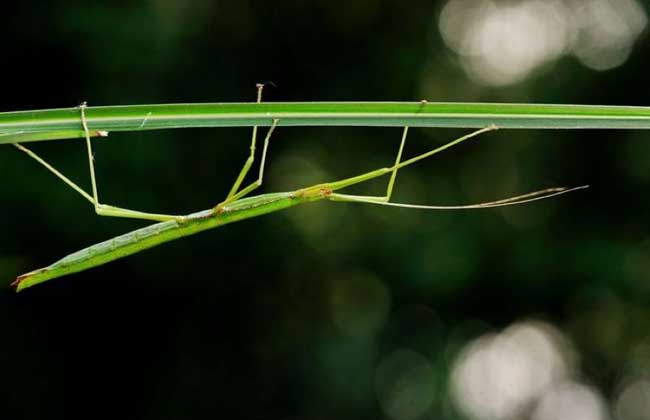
[{"left": 2, "top": 102, "right": 650, "bottom": 144}]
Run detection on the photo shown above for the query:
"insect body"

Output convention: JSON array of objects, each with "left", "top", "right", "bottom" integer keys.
[{"left": 11, "top": 85, "right": 585, "bottom": 291}]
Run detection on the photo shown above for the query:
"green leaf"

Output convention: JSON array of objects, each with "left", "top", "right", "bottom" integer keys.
[{"left": 2, "top": 102, "right": 650, "bottom": 144}]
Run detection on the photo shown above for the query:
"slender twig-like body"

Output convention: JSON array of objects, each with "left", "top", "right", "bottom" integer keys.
[
  {"left": 12, "top": 181, "right": 585, "bottom": 291},
  {"left": 13, "top": 192, "right": 308, "bottom": 291},
  {"left": 8, "top": 95, "right": 589, "bottom": 291}
]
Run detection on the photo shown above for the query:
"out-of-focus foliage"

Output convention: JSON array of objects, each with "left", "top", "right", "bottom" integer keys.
[{"left": 1, "top": 0, "right": 649, "bottom": 419}]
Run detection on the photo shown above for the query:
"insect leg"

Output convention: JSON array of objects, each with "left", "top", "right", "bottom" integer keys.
[
  {"left": 79, "top": 103, "right": 186, "bottom": 222},
  {"left": 13, "top": 142, "right": 95, "bottom": 204},
  {"left": 15, "top": 140, "right": 186, "bottom": 222},
  {"left": 221, "top": 83, "right": 269, "bottom": 203},
  {"left": 214, "top": 117, "right": 279, "bottom": 210},
  {"left": 318, "top": 125, "right": 496, "bottom": 205},
  {"left": 327, "top": 127, "right": 409, "bottom": 204},
  {"left": 318, "top": 125, "right": 586, "bottom": 208}
]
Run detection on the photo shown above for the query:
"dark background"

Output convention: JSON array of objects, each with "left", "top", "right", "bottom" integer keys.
[{"left": 1, "top": 1, "right": 649, "bottom": 419}]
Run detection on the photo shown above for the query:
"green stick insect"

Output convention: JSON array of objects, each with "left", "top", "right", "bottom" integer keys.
[{"left": 10, "top": 85, "right": 586, "bottom": 291}]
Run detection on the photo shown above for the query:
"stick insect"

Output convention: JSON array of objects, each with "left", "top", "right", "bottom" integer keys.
[{"left": 10, "top": 85, "right": 587, "bottom": 291}]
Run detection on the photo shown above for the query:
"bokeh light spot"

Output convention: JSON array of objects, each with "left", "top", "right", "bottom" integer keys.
[
  {"left": 449, "top": 321, "right": 572, "bottom": 420},
  {"left": 615, "top": 379, "right": 650, "bottom": 420},
  {"left": 532, "top": 382, "right": 606, "bottom": 420},
  {"left": 438, "top": 0, "right": 647, "bottom": 86},
  {"left": 375, "top": 349, "right": 436, "bottom": 420}
]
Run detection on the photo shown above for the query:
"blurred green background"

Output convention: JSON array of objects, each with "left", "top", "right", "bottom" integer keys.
[{"left": 1, "top": 0, "right": 649, "bottom": 419}]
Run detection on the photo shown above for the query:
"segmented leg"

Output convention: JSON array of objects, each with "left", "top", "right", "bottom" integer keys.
[
  {"left": 306, "top": 125, "right": 494, "bottom": 202},
  {"left": 14, "top": 103, "right": 186, "bottom": 223},
  {"left": 215, "top": 83, "right": 280, "bottom": 210},
  {"left": 214, "top": 118, "right": 279, "bottom": 210},
  {"left": 321, "top": 125, "right": 585, "bottom": 208},
  {"left": 224, "top": 83, "right": 265, "bottom": 201},
  {"left": 325, "top": 126, "right": 409, "bottom": 204}
]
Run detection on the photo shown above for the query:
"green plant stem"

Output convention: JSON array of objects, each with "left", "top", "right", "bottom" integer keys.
[{"left": 3, "top": 102, "right": 650, "bottom": 144}]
